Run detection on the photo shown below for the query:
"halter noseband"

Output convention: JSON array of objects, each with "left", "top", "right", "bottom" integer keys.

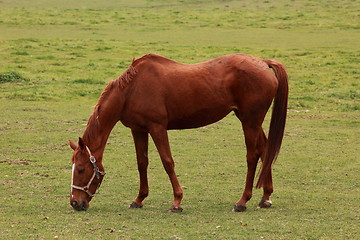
[{"left": 71, "top": 146, "right": 106, "bottom": 198}]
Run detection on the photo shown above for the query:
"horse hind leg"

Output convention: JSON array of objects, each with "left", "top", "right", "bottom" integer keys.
[
  {"left": 233, "top": 122, "right": 267, "bottom": 212},
  {"left": 258, "top": 139, "right": 274, "bottom": 209}
]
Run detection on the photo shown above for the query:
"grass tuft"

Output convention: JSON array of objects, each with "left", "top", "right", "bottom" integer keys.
[
  {"left": 73, "top": 78, "right": 105, "bottom": 84},
  {"left": 0, "top": 71, "right": 29, "bottom": 83}
]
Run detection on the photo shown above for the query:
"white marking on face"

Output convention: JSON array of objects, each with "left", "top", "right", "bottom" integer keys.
[{"left": 71, "top": 163, "right": 75, "bottom": 198}]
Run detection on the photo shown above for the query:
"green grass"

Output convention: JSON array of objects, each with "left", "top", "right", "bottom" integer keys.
[
  {"left": 0, "top": 71, "right": 28, "bottom": 83},
  {"left": 0, "top": 0, "right": 359, "bottom": 239}
]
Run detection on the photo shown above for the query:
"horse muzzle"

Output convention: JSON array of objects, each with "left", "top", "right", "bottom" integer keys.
[{"left": 70, "top": 199, "right": 89, "bottom": 211}]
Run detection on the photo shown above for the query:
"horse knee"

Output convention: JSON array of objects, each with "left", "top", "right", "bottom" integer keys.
[{"left": 137, "top": 160, "right": 148, "bottom": 171}]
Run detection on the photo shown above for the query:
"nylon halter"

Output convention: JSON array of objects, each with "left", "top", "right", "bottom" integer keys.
[{"left": 71, "top": 146, "right": 106, "bottom": 198}]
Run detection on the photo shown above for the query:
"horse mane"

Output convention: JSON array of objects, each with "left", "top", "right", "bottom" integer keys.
[
  {"left": 82, "top": 54, "right": 179, "bottom": 142},
  {"left": 82, "top": 57, "right": 141, "bottom": 143},
  {"left": 96, "top": 57, "right": 139, "bottom": 111},
  {"left": 116, "top": 59, "right": 138, "bottom": 88}
]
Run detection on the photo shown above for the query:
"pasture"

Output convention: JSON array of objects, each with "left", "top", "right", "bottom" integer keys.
[{"left": 0, "top": 0, "right": 359, "bottom": 239}]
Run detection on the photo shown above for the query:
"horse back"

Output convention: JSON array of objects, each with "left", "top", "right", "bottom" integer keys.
[{"left": 121, "top": 54, "right": 278, "bottom": 130}]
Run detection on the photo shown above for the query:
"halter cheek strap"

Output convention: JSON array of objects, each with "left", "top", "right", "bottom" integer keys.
[
  {"left": 71, "top": 171, "right": 98, "bottom": 198},
  {"left": 86, "top": 146, "right": 104, "bottom": 180},
  {"left": 71, "top": 146, "right": 106, "bottom": 198}
]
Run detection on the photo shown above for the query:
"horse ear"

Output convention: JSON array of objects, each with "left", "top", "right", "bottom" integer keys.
[
  {"left": 78, "top": 137, "right": 85, "bottom": 150},
  {"left": 69, "top": 140, "right": 78, "bottom": 150}
]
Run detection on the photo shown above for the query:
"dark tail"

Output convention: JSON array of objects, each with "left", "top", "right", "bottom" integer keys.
[{"left": 256, "top": 59, "right": 289, "bottom": 189}]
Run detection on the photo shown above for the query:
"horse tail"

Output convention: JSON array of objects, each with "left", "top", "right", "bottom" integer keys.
[{"left": 256, "top": 59, "right": 289, "bottom": 189}]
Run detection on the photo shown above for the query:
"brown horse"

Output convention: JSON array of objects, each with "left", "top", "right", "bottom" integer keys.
[{"left": 69, "top": 53, "right": 288, "bottom": 212}]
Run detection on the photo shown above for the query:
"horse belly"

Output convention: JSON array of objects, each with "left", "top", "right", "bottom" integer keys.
[
  {"left": 164, "top": 74, "right": 235, "bottom": 129},
  {"left": 167, "top": 105, "right": 233, "bottom": 130}
]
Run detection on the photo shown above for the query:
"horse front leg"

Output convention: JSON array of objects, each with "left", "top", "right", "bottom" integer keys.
[
  {"left": 149, "top": 125, "right": 183, "bottom": 213},
  {"left": 129, "top": 130, "right": 149, "bottom": 209}
]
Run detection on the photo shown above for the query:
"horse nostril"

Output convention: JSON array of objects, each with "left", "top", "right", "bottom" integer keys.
[
  {"left": 81, "top": 200, "right": 88, "bottom": 210},
  {"left": 71, "top": 200, "right": 78, "bottom": 207}
]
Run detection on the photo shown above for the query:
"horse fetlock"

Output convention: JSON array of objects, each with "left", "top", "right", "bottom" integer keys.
[{"left": 138, "top": 191, "right": 149, "bottom": 200}]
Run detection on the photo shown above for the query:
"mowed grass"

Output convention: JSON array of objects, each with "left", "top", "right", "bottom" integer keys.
[{"left": 0, "top": 0, "right": 359, "bottom": 239}]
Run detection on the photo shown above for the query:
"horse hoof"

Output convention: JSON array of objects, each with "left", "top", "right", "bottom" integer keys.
[
  {"left": 232, "top": 204, "right": 247, "bottom": 212},
  {"left": 258, "top": 198, "right": 272, "bottom": 208},
  {"left": 129, "top": 201, "right": 143, "bottom": 209},
  {"left": 167, "top": 206, "right": 183, "bottom": 213}
]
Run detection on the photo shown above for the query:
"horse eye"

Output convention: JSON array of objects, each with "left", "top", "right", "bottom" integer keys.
[{"left": 78, "top": 169, "right": 85, "bottom": 174}]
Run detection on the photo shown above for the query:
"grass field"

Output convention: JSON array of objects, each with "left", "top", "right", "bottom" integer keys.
[{"left": 0, "top": 0, "right": 359, "bottom": 239}]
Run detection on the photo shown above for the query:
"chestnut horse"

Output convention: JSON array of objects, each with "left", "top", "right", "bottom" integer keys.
[{"left": 69, "top": 53, "right": 288, "bottom": 212}]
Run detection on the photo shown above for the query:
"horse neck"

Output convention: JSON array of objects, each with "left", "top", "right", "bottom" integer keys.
[{"left": 82, "top": 89, "right": 124, "bottom": 162}]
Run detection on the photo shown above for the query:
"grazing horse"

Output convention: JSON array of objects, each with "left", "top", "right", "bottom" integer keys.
[{"left": 69, "top": 53, "right": 288, "bottom": 212}]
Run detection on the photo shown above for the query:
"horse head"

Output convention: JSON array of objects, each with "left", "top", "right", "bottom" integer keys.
[{"left": 69, "top": 138, "right": 105, "bottom": 211}]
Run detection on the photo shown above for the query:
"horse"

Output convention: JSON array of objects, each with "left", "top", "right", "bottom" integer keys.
[{"left": 69, "top": 53, "right": 288, "bottom": 212}]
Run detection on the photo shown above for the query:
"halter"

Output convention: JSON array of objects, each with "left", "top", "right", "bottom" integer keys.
[{"left": 71, "top": 146, "right": 106, "bottom": 198}]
